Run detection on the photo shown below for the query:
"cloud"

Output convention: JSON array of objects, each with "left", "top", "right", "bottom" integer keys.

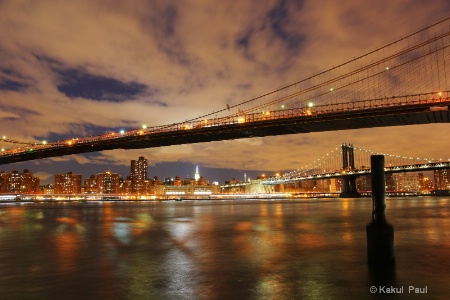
[
  {"left": 33, "top": 171, "right": 53, "bottom": 181},
  {"left": 0, "top": 110, "right": 20, "bottom": 119},
  {"left": 45, "top": 154, "right": 93, "bottom": 165},
  {"left": 55, "top": 68, "right": 148, "bottom": 101},
  {"left": 0, "top": 0, "right": 449, "bottom": 182}
]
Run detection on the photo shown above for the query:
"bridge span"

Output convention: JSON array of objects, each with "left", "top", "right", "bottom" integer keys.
[
  {"left": 221, "top": 143, "right": 450, "bottom": 197},
  {"left": 1, "top": 93, "right": 449, "bottom": 165},
  {"left": 262, "top": 161, "right": 450, "bottom": 185},
  {"left": 1, "top": 19, "right": 449, "bottom": 165}
]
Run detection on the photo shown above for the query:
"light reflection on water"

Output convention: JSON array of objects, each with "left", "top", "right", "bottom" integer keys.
[{"left": 0, "top": 197, "right": 449, "bottom": 299}]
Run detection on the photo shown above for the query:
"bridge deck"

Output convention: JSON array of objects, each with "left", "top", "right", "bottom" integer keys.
[{"left": 0, "top": 95, "right": 449, "bottom": 165}]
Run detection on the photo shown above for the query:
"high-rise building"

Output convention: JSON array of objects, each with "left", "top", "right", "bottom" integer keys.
[
  {"left": 96, "top": 171, "right": 121, "bottom": 194},
  {"left": 0, "top": 169, "right": 40, "bottom": 194},
  {"left": 433, "top": 168, "right": 450, "bottom": 190},
  {"left": 385, "top": 173, "right": 395, "bottom": 191},
  {"left": 393, "top": 173, "right": 420, "bottom": 192},
  {"left": 131, "top": 156, "right": 148, "bottom": 194},
  {"left": 55, "top": 172, "right": 82, "bottom": 194},
  {"left": 194, "top": 165, "right": 200, "bottom": 181},
  {"left": 84, "top": 175, "right": 97, "bottom": 194},
  {"left": 417, "top": 173, "right": 433, "bottom": 192}
]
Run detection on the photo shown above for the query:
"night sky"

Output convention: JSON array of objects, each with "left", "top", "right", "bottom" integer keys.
[{"left": 0, "top": 0, "right": 449, "bottom": 184}]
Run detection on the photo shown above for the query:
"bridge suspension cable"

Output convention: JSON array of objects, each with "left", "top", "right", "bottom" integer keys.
[{"left": 185, "top": 17, "right": 449, "bottom": 123}]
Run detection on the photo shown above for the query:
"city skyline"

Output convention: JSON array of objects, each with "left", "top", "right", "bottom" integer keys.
[
  {"left": 0, "top": 160, "right": 263, "bottom": 187},
  {"left": 1, "top": 155, "right": 447, "bottom": 192},
  {"left": 1, "top": 1, "right": 450, "bottom": 184}
]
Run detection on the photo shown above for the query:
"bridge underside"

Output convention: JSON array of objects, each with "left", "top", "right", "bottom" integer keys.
[{"left": 1, "top": 102, "right": 449, "bottom": 165}]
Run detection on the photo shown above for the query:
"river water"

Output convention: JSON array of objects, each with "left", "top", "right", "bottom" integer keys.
[{"left": 0, "top": 197, "right": 449, "bottom": 299}]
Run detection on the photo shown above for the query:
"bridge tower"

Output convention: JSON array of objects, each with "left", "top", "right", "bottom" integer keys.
[{"left": 340, "top": 144, "right": 361, "bottom": 198}]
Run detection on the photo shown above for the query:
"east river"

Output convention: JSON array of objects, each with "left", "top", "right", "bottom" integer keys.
[{"left": 0, "top": 197, "right": 449, "bottom": 299}]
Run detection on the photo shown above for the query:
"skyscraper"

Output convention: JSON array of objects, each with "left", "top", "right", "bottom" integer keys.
[
  {"left": 194, "top": 165, "right": 200, "bottom": 181},
  {"left": 433, "top": 168, "right": 450, "bottom": 190},
  {"left": 131, "top": 156, "right": 148, "bottom": 194}
]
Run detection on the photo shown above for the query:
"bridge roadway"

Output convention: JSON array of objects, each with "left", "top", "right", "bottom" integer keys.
[{"left": 0, "top": 92, "right": 449, "bottom": 165}]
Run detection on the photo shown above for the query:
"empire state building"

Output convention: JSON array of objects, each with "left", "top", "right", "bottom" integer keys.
[{"left": 195, "top": 165, "right": 200, "bottom": 181}]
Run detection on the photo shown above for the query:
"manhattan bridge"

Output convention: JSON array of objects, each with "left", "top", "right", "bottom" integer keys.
[
  {"left": 222, "top": 143, "right": 450, "bottom": 197},
  {"left": 1, "top": 18, "right": 450, "bottom": 190}
]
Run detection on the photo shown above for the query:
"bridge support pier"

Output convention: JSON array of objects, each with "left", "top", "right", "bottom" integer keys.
[
  {"left": 366, "top": 155, "right": 395, "bottom": 266},
  {"left": 339, "top": 144, "right": 361, "bottom": 198},
  {"left": 340, "top": 176, "right": 361, "bottom": 198}
]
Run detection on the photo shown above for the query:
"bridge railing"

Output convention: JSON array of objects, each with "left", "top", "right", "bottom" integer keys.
[{"left": 173, "top": 91, "right": 449, "bottom": 130}]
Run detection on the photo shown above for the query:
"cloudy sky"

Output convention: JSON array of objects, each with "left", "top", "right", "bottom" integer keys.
[{"left": 0, "top": 0, "right": 449, "bottom": 184}]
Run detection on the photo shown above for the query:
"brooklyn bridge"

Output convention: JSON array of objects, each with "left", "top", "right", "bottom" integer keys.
[{"left": 1, "top": 18, "right": 449, "bottom": 185}]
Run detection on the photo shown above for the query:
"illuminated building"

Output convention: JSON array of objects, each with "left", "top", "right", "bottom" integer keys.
[
  {"left": 194, "top": 165, "right": 200, "bottom": 181},
  {"left": 84, "top": 175, "right": 97, "bottom": 194},
  {"left": 197, "top": 175, "right": 208, "bottom": 186},
  {"left": 55, "top": 172, "right": 82, "bottom": 194},
  {"left": 385, "top": 173, "right": 395, "bottom": 191},
  {"left": 0, "top": 171, "right": 6, "bottom": 192},
  {"left": 144, "top": 180, "right": 155, "bottom": 194},
  {"left": 96, "top": 171, "right": 120, "bottom": 194},
  {"left": 418, "top": 173, "right": 433, "bottom": 192},
  {"left": 433, "top": 168, "right": 450, "bottom": 190},
  {"left": 120, "top": 177, "right": 133, "bottom": 195},
  {"left": 173, "top": 176, "right": 183, "bottom": 186},
  {"left": 157, "top": 184, "right": 218, "bottom": 196},
  {"left": 184, "top": 177, "right": 195, "bottom": 185},
  {"left": 0, "top": 169, "right": 40, "bottom": 194},
  {"left": 154, "top": 170, "right": 217, "bottom": 196},
  {"left": 356, "top": 175, "right": 371, "bottom": 192},
  {"left": 329, "top": 178, "right": 337, "bottom": 192},
  {"left": 393, "top": 173, "right": 420, "bottom": 192},
  {"left": 131, "top": 156, "right": 148, "bottom": 194},
  {"left": 164, "top": 177, "right": 174, "bottom": 185},
  {"left": 43, "top": 184, "right": 55, "bottom": 195}
]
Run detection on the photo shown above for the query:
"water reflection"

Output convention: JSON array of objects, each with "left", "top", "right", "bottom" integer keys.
[{"left": 0, "top": 198, "right": 449, "bottom": 299}]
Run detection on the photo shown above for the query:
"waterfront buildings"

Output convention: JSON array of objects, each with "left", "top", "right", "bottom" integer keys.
[
  {"left": 43, "top": 157, "right": 218, "bottom": 196},
  {"left": 1, "top": 159, "right": 449, "bottom": 196},
  {"left": 0, "top": 169, "right": 40, "bottom": 194},
  {"left": 55, "top": 172, "right": 82, "bottom": 194}
]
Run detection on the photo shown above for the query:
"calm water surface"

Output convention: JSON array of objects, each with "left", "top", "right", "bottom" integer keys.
[{"left": 0, "top": 197, "right": 449, "bottom": 299}]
